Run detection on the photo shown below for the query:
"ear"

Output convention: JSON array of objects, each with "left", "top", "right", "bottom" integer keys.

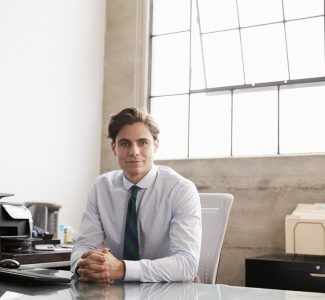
[
  {"left": 154, "top": 139, "right": 159, "bottom": 153},
  {"left": 111, "top": 141, "right": 117, "bottom": 156}
]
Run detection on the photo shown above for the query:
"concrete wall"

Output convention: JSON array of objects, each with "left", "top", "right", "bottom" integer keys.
[
  {"left": 159, "top": 156, "right": 325, "bottom": 286},
  {"left": 102, "top": 0, "right": 325, "bottom": 286},
  {"left": 101, "top": 0, "right": 149, "bottom": 173}
]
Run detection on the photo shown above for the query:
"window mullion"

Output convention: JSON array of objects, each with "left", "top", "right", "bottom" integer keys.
[
  {"left": 195, "top": 0, "right": 208, "bottom": 89},
  {"left": 235, "top": 0, "right": 246, "bottom": 84}
]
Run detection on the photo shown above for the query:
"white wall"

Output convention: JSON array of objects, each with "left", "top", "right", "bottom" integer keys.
[{"left": 0, "top": 0, "right": 106, "bottom": 231}]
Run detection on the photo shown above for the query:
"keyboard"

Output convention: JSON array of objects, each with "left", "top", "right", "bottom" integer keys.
[{"left": 0, "top": 267, "right": 71, "bottom": 284}]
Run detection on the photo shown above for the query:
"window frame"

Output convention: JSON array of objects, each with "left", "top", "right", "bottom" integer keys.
[{"left": 148, "top": 0, "right": 325, "bottom": 159}]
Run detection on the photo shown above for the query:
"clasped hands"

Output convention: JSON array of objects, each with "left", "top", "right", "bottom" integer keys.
[{"left": 76, "top": 248, "right": 125, "bottom": 283}]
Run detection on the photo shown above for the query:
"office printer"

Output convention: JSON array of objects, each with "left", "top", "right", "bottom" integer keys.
[
  {"left": 285, "top": 203, "right": 325, "bottom": 255},
  {"left": 0, "top": 193, "right": 32, "bottom": 251}
]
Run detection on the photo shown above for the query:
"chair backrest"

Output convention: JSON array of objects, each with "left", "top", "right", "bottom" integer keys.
[{"left": 197, "top": 193, "right": 234, "bottom": 284}]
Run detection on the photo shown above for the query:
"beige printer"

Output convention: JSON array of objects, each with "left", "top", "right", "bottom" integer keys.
[{"left": 285, "top": 203, "right": 325, "bottom": 255}]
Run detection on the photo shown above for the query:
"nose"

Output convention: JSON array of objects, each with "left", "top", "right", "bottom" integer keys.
[{"left": 129, "top": 143, "right": 140, "bottom": 156}]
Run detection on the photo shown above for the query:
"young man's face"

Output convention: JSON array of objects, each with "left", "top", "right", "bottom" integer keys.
[{"left": 111, "top": 122, "right": 158, "bottom": 184}]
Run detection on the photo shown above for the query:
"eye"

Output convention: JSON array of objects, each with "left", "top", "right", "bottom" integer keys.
[
  {"left": 119, "top": 141, "right": 130, "bottom": 147},
  {"left": 139, "top": 140, "right": 148, "bottom": 146}
]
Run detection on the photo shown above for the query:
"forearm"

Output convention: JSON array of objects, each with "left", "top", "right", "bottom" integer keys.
[
  {"left": 71, "top": 247, "right": 86, "bottom": 273},
  {"left": 124, "top": 253, "right": 198, "bottom": 282},
  {"left": 71, "top": 192, "right": 106, "bottom": 273}
]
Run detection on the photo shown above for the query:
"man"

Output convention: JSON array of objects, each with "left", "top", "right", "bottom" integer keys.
[{"left": 71, "top": 107, "right": 201, "bottom": 282}]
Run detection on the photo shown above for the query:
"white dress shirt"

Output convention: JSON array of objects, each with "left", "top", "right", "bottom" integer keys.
[{"left": 71, "top": 164, "right": 202, "bottom": 282}]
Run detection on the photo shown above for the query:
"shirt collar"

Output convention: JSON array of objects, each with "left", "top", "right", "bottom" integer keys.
[{"left": 123, "top": 164, "right": 158, "bottom": 190}]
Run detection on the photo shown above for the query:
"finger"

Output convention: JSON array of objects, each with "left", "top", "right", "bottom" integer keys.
[
  {"left": 101, "top": 248, "right": 111, "bottom": 254},
  {"left": 79, "top": 277, "right": 111, "bottom": 283},
  {"left": 80, "top": 253, "right": 107, "bottom": 266},
  {"left": 77, "top": 263, "right": 104, "bottom": 278},
  {"left": 79, "top": 270, "right": 111, "bottom": 283},
  {"left": 81, "top": 250, "right": 96, "bottom": 259},
  {"left": 78, "top": 262, "right": 107, "bottom": 274},
  {"left": 81, "top": 249, "right": 106, "bottom": 259}
]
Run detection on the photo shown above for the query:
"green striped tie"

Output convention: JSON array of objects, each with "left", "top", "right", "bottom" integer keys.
[{"left": 123, "top": 186, "right": 140, "bottom": 260}]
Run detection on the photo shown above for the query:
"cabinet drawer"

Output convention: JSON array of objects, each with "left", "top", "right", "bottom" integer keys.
[{"left": 246, "top": 254, "right": 325, "bottom": 293}]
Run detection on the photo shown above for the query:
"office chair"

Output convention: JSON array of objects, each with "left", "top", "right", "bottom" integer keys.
[{"left": 197, "top": 193, "right": 234, "bottom": 284}]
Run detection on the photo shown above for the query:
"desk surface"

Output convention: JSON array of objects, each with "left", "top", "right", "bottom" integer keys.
[
  {"left": 1, "top": 278, "right": 325, "bottom": 300},
  {"left": 0, "top": 249, "right": 71, "bottom": 268}
]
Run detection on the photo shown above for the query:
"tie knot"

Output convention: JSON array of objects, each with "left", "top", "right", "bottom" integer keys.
[{"left": 130, "top": 185, "right": 139, "bottom": 197}]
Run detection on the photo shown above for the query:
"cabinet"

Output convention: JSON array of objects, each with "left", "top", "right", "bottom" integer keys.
[{"left": 246, "top": 254, "right": 325, "bottom": 293}]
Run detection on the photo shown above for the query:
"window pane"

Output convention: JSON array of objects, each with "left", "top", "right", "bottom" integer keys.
[
  {"left": 283, "top": 0, "right": 324, "bottom": 20},
  {"left": 152, "top": 0, "right": 190, "bottom": 35},
  {"left": 233, "top": 87, "right": 278, "bottom": 155},
  {"left": 280, "top": 83, "right": 325, "bottom": 154},
  {"left": 151, "top": 33, "right": 190, "bottom": 96},
  {"left": 191, "top": 1, "right": 206, "bottom": 90},
  {"left": 150, "top": 0, "right": 325, "bottom": 159},
  {"left": 202, "top": 30, "right": 244, "bottom": 87},
  {"left": 150, "top": 95, "right": 189, "bottom": 159},
  {"left": 237, "top": 0, "right": 283, "bottom": 27},
  {"left": 286, "top": 17, "right": 325, "bottom": 79},
  {"left": 189, "top": 92, "right": 231, "bottom": 158},
  {"left": 241, "top": 23, "right": 288, "bottom": 84},
  {"left": 197, "top": 0, "right": 238, "bottom": 32}
]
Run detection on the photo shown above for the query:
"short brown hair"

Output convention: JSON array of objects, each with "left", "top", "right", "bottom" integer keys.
[{"left": 108, "top": 107, "right": 160, "bottom": 143}]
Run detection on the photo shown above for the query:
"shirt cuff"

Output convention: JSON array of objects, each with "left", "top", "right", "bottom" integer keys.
[
  {"left": 124, "top": 260, "right": 140, "bottom": 281},
  {"left": 71, "top": 259, "right": 81, "bottom": 274}
]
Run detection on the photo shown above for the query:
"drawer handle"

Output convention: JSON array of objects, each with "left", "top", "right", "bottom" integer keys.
[{"left": 310, "top": 273, "right": 325, "bottom": 278}]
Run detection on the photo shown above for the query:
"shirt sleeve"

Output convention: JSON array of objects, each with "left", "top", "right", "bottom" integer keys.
[
  {"left": 124, "top": 181, "right": 202, "bottom": 282},
  {"left": 70, "top": 185, "right": 106, "bottom": 273}
]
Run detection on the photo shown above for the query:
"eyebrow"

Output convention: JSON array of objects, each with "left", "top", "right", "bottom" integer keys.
[
  {"left": 118, "top": 138, "right": 131, "bottom": 144},
  {"left": 118, "top": 138, "right": 151, "bottom": 143}
]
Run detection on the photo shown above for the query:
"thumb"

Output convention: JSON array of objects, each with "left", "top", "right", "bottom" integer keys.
[{"left": 101, "top": 248, "right": 111, "bottom": 254}]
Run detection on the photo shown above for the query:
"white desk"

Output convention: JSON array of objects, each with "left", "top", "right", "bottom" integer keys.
[{"left": 1, "top": 279, "right": 325, "bottom": 300}]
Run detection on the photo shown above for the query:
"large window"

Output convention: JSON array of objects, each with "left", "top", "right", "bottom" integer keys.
[{"left": 149, "top": 0, "right": 325, "bottom": 159}]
